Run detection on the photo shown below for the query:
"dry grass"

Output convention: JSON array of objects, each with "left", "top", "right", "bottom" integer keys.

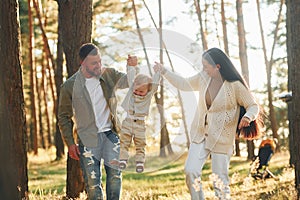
[{"left": 28, "top": 147, "right": 297, "bottom": 199}]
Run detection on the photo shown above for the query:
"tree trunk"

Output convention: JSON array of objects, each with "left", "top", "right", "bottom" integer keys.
[
  {"left": 236, "top": 0, "right": 254, "bottom": 160},
  {"left": 221, "top": 0, "right": 240, "bottom": 156},
  {"left": 58, "top": 0, "right": 93, "bottom": 77},
  {"left": 221, "top": 0, "right": 229, "bottom": 55},
  {"left": 136, "top": 0, "right": 189, "bottom": 149},
  {"left": 33, "top": 0, "right": 57, "bottom": 115},
  {"left": 0, "top": 0, "right": 28, "bottom": 199},
  {"left": 194, "top": 0, "right": 208, "bottom": 50},
  {"left": 28, "top": 0, "right": 38, "bottom": 154},
  {"left": 265, "top": 0, "right": 283, "bottom": 143},
  {"left": 286, "top": 0, "right": 300, "bottom": 196},
  {"left": 41, "top": 7, "right": 55, "bottom": 147},
  {"left": 286, "top": 1, "right": 294, "bottom": 165},
  {"left": 42, "top": 57, "right": 51, "bottom": 148},
  {"left": 36, "top": 71, "right": 44, "bottom": 148},
  {"left": 157, "top": 0, "right": 174, "bottom": 157},
  {"left": 58, "top": 0, "right": 93, "bottom": 198},
  {"left": 212, "top": 2, "right": 222, "bottom": 47},
  {"left": 234, "top": 139, "right": 241, "bottom": 156},
  {"left": 54, "top": 15, "right": 65, "bottom": 160},
  {"left": 256, "top": 0, "right": 283, "bottom": 151}
]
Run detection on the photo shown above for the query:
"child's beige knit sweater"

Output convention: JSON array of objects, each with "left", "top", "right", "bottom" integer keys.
[{"left": 163, "top": 69, "right": 259, "bottom": 155}]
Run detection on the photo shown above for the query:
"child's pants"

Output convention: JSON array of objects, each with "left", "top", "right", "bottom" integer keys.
[{"left": 120, "top": 117, "right": 146, "bottom": 163}]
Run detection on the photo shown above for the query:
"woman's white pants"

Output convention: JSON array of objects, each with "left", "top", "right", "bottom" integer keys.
[{"left": 184, "top": 141, "right": 231, "bottom": 200}]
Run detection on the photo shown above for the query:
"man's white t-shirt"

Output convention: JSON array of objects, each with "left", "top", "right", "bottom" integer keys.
[{"left": 85, "top": 77, "right": 111, "bottom": 133}]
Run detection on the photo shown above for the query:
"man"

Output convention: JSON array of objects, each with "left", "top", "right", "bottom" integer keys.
[{"left": 58, "top": 43, "right": 137, "bottom": 199}]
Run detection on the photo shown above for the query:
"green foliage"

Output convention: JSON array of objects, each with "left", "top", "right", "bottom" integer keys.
[{"left": 19, "top": 0, "right": 29, "bottom": 34}]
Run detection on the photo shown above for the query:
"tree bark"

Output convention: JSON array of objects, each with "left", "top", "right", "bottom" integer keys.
[
  {"left": 194, "top": 0, "right": 208, "bottom": 50},
  {"left": 41, "top": 55, "right": 51, "bottom": 148},
  {"left": 28, "top": 0, "right": 38, "bottom": 154},
  {"left": 157, "top": 0, "right": 174, "bottom": 157},
  {"left": 58, "top": 0, "right": 93, "bottom": 198},
  {"left": 286, "top": 0, "right": 300, "bottom": 196},
  {"left": 33, "top": 0, "right": 57, "bottom": 115},
  {"left": 221, "top": 0, "right": 229, "bottom": 55},
  {"left": 256, "top": 0, "right": 283, "bottom": 150},
  {"left": 236, "top": 0, "right": 254, "bottom": 160},
  {"left": 286, "top": 1, "right": 294, "bottom": 166},
  {"left": 212, "top": 2, "right": 222, "bottom": 47},
  {"left": 0, "top": 0, "right": 28, "bottom": 199},
  {"left": 54, "top": 15, "right": 65, "bottom": 160},
  {"left": 58, "top": 0, "right": 93, "bottom": 77}
]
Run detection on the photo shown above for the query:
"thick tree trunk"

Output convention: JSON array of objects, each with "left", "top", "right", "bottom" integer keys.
[
  {"left": 58, "top": 0, "right": 93, "bottom": 198},
  {"left": 0, "top": 0, "right": 28, "bottom": 199},
  {"left": 58, "top": 0, "right": 93, "bottom": 77},
  {"left": 236, "top": 0, "right": 254, "bottom": 160},
  {"left": 286, "top": 1, "right": 294, "bottom": 165},
  {"left": 286, "top": 0, "right": 300, "bottom": 196}
]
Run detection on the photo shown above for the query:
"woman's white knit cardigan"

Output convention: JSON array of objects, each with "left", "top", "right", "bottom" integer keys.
[{"left": 163, "top": 70, "right": 259, "bottom": 155}]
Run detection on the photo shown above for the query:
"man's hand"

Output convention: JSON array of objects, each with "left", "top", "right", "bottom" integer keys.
[
  {"left": 68, "top": 144, "right": 80, "bottom": 160},
  {"left": 127, "top": 55, "right": 137, "bottom": 66}
]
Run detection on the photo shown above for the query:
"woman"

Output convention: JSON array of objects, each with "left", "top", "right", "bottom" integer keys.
[{"left": 154, "top": 47, "right": 261, "bottom": 200}]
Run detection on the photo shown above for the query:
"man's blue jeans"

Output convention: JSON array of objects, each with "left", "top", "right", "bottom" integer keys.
[{"left": 79, "top": 130, "right": 122, "bottom": 200}]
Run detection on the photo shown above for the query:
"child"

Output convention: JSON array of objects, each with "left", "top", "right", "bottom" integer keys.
[{"left": 119, "top": 63, "right": 160, "bottom": 173}]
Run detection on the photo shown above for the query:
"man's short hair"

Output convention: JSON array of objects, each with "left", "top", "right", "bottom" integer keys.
[{"left": 79, "top": 43, "right": 100, "bottom": 61}]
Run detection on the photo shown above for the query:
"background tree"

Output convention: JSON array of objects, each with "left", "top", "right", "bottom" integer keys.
[
  {"left": 157, "top": 0, "right": 174, "bottom": 157},
  {"left": 57, "top": 0, "right": 93, "bottom": 198},
  {"left": 0, "top": 0, "right": 28, "bottom": 199},
  {"left": 221, "top": 0, "right": 229, "bottom": 55},
  {"left": 256, "top": 0, "right": 284, "bottom": 150},
  {"left": 193, "top": 0, "right": 208, "bottom": 50},
  {"left": 9, "top": 0, "right": 294, "bottom": 196},
  {"left": 54, "top": 14, "right": 65, "bottom": 160},
  {"left": 236, "top": 0, "right": 255, "bottom": 160},
  {"left": 286, "top": 0, "right": 300, "bottom": 197},
  {"left": 18, "top": 0, "right": 59, "bottom": 154},
  {"left": 27, "top": 0, "right": 38, "bottom": 155}
]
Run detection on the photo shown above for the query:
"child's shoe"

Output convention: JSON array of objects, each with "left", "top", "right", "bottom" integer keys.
[
  {"left": 119, "top": 160, "right": 127, "bottom": 170},
  {"left": 136, "top": 162, "right": 144, "bottom": 173}
]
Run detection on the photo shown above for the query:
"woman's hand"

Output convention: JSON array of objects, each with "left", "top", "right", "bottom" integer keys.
[
  {"left": 153, "top": 62, "right": 165, "bottom": 74},
  {"left": 238, "top": 116, "right": 251, "bottom": 130}
]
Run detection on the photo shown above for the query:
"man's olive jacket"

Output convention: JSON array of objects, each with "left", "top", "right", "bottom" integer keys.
[{"left": 58, "top": 67, "right": 128, "bottom": 147}]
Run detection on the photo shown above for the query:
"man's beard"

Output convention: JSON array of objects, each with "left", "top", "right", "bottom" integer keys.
[{"left": 86, "top": 67, "right": 101, "bottom": 77}]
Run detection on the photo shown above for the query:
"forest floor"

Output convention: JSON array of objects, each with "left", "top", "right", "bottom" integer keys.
[{"left": 27, "top": 147, "right": 297, "bottom": 199}]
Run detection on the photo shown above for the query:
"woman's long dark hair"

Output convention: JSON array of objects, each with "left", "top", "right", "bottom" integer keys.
[{"left": 202, "top": 48, "right": 263, "bottom": 140}]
